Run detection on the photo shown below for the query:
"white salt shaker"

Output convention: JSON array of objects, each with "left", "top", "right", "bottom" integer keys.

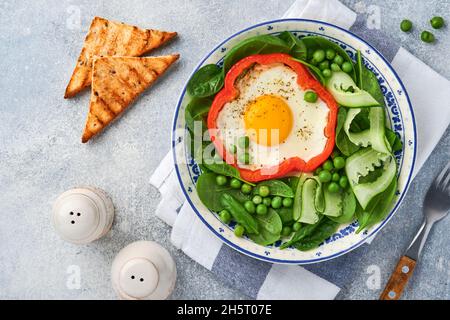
[
  {"left": 111, "top": 241, "right": 177, "bottom": 300},
  {"left": 52, "top": 186, "right": 114, "bottom": 244}
]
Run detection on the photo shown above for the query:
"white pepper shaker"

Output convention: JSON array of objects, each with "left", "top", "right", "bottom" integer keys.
[
  {"left": 111, "top": 241, "right": 177, "bottom": 300},
  {"left": 52, "top": 186, "right": 114, "bottom": 244}
]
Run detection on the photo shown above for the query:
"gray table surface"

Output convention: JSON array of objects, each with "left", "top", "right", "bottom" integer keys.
[{"left": 1, "top": 0, "right": 449, "bottom": 300}]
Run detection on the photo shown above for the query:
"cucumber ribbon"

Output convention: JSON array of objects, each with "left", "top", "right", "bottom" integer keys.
[
  {"left": 293, "top": 174, "right": 324, "bottom": 224},
  {"left": 344, "top": 107, "right": 392, "bottom": 154},
  {"left": 345, "top": 148, "right": 397, "bottom": 210},
  {"left": 322, "top": 187, "right": 343, "bottom": 217},
  {"left": 326, "top": 71, "right": 379, "bottom": 108}
]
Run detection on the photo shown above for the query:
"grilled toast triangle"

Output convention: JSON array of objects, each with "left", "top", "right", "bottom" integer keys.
[
  {"left": 81, "top": 54, "right": 179, "bottom": 143},
  {"left": 64, "top": 17, "right": 177, "bottom": 98}
]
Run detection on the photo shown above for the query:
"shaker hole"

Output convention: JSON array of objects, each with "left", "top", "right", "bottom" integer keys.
[
  {"left": 131, "top": 276, "right": 135, "bottom": 279},
  {"left": 71, "top": 220, "right": 75, "bottom": 224},
  {"left": 140, "top": 278, "right": 144, "bottom": 282},
  {"left": 77, "top": 213, "right": 81, "bottom": 216},
  {"left": 70, "top": 212, "right": 74, "bottom": 215}
]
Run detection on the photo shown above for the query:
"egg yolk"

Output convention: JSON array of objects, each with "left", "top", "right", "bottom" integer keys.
[{"left": 244, "top": 95, "right": 293, "bottom": 146}]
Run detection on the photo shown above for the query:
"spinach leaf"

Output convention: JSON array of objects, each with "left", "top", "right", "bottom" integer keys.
[
  {"left": 280, "top": 215, "right": 324, "bottom": 249},
  {"left": 355, "top": 202, "right": 370, "bottom": 232},
  {"left": 349, "top": 108, "right": 370, "bottom": 132},
  {"left": 221, "top": 193, "right": 259, "bottom": 234},
  {"left": 187, "top": 64, "right": 224, "bottom": 98},
  {"left": 360, "top": 67, "right": 385, "bottom": 107},
  {"left": 185, "top": 97, "right": 212, "bottom": 133},
  {"left": 203, "top": 154, "right": 240, "bottom": 177},
  {"left": 355, "top": 50, "right": 385, "bottom": 106},
  {"left": 249, "top": 208, "right": 282, "bottom": 246},
  {"left": 277, "top": 31, "right": 307, "bottom": 60},
  {"left": 196, "top": 173, "right": 250, "bottom": 211},
  {"left": 192, "top": 137, "right": 211, "bottom": 173},
  {"left": 258, "top": 208, "right": 283, "bottom": 235},
  {"left": 202, "top": 151, "right": 255, "bottom": 186},
  {"left": 248, "top": 228, "right": 280, "bottom": 246},
  {"left": 223, "top": 35, "right": 291, "bottom": 72},
  {"left": 358, "top": 166, "right": 384, "bottom": 184},
  {"left": 356, "top": 177, "right": 397, "bottom": 232},
  {"left": 293, "top": 218, "right": 339, "bottom": 251},
  {"left": 356, "top": 49, "right": 364, "bottom": 88},
  {"left": 254, "top": 180, "right": 294, "bottom": 198},
  {"left": 281, "top": 176, "right": 300, "bottom": 192},
  {"left": 301, "top": 36, "right": 356, "bottom": 81},
  {"left": 335, "top": 107, "right": 360, "bottom": 156},
  {"left": 385, "top": 128, "right": 403, "bottom": 152},
  {"left": 195, "top": 142, "right": 256, "bottom": 186},
  {"left": 292, "top": 58, "right": 326, "bottom": 84},
  {"left": 276, "top": 207, "right": 294, "bottom": 225}
]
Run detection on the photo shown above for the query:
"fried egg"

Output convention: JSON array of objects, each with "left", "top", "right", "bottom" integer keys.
[{"left": 216, "top": 62, "right": 330, "bottom": 171}]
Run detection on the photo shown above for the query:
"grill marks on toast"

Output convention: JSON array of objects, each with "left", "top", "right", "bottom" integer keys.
[
  {"left": 64, "top": 17, "right": 177, "bottom": 98},
  {"left": 81, "top": 54, "right": 179, "bottom": 142}
]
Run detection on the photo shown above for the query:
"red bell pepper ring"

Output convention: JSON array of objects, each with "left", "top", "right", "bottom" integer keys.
[{"left": 207, "top": 53, "right": 338, "bottom": 182}]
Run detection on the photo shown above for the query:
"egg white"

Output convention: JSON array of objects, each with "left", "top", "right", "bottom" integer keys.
[{"left": 216, "top": 63, "right": 330, "bottom": 172}]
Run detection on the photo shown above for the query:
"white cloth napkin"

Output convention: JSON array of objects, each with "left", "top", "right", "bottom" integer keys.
[{"left": 150, "top": 0, "right": 450, "bottom": 299}]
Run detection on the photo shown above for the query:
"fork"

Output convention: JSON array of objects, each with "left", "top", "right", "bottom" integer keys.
[{"left": 380, "top": 161, "right": 450, "bottom": 300}]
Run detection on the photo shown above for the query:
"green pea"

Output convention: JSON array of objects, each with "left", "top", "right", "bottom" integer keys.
[
  {"left": 333, "top": 55, "right": 344, "bottom": 66},
  {"left": 238, "top": 153, "right": 250, "bottom": 165},
  {"left": 219, "top": 210, "right": 231, "bottom": 224},
  {"left": 258, "top": 185, "right": 270, "bottom": 197},
  {"left": 330, "top": 63, "right": 341, "bottom": 72},
  {"left": 282, "top": 198, "right": 293, "bottom": 207},
  {"left": 238, "top": 136, "right": 250, "bottom": 149},
  {"left": 328, "top": 182, "right": 340, "bottom": 193},
  {"left": 256, "top": 204, "right": 268, "bottom": 215},
  {"left": 339, "top": 176, "right": 348, "bottom": 188},
  {"left": 263, "top": 197, "right": 271, "bottom": 207},
  {"left": 230, "top": 178, "right": 241, "bottom": 189},
  {"left": 281, "top": 226, "right": 292, "bottom": 237},
  {"left": 400, "top": 19, "right": 413, "bottom": 32},
  {"left": 322, "top": 68, "right": 332, "bottom": 78},
  {"left": 326, "top": 49, "right": 335, "bottom": 60},
  {"left": 421, "top": 30, "right": 435, "bottom": 43},
  {"left": 333, "top": 156, "right": 346, "bottom": 169},
  {"left": 315, "top": 167, "right": 323, "bottom": 175},
  {"left": 430, "top": 16, "right": 444, "bottom": 29},
  {"left": 293, "top": 222, "right": 301, "bottom": 232},
  {"left": 271, "top": 196, "right": 282, "bottom": 209},
  {"left": 244, "top": 200, "right": 255, "bottom": 214},
  {"left": 313, "top": 49, "right": 325, "bottom": 63},
  {"left": 241, "top": 183, "right": 252, "bottom": 194},
  {"left": 215, "top": 175, "right": 227, "bottom": 186},
  {"left": 341, "top": 61, "right": 353, "bottom": 73},
  {"left": 229, "top": 144, "right": 237, "bottom": 154},
  {"left": 332, "top": 172, "right": 340, "bottom": 182},
  {"left": 322, "top": 159, "right": 334, "bottom": 171},
  {"left": 304, "top": 91, "right": 318, "bottom": 103},
  {"left": 318, "top": 170, "right": 332, "bottom": 183},
  {"left": 252, "top": 195, "right": 262, "bottom": 205},
  {"left": 319, "top": 60, "right": 329, "bottom": 71},
  {"left": 234, "top": 224, "right": 245, "bottom": 237}
]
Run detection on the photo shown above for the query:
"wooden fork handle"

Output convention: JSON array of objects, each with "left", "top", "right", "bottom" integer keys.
[{"left": 380, "top": 255, "right": 416, "bottom": 300}]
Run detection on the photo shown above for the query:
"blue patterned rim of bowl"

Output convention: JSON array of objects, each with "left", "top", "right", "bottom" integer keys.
[{"left": 171, "top": 19, "right": 417, "bottom": 264}]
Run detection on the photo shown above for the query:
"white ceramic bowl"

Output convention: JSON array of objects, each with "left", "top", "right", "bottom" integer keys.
[{"left": 172, "top": 19, "right": 417, "bottom": 264}]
